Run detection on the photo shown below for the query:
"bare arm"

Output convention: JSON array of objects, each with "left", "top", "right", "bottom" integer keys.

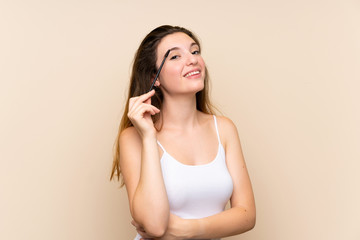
[{"left": 120, "top": 90, "right": 169, "bottom": 237}]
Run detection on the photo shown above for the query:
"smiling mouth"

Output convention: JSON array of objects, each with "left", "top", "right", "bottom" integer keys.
[{"left": 184, "top": 70, "right": 200, "bottom": 78}]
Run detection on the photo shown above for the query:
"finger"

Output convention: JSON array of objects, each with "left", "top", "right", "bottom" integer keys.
[
  {"left": 131, "top": 101, "right": 159, "bottom": 113},
  {"left": 132, "top": 104, "right": 160, "bottom": 116},
  {"left": 129, "top": 90, "right": 155, "bottom": 111},
  {"left": 138, "top": 90, "right": 155, "bottom": 107},
  {"left": 128, "top": 97, "right": 139, "bottom": 111},
  {"left": 131, "top": 90, "right": 155, "bottom": 107},
  {"left": 128, "top": 104, "right": 160, "bottom": 121}
]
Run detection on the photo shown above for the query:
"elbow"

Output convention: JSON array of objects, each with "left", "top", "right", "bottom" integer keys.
[
  {"left": 130, "top": 198, "right": 170, "bottom": 237},
  {"left": 246, "top": 210, "right": 256, "bottom": 231},
  {"left": 248, "top": 214, "right": 256, "bottom": 230},
  {"left": 239, "top": 207, "right": 256, "bottom": 233},
  {"left": 131, "top": 209, "right": 168, "bottom": 237},
  {"left": 144, "top": 223, "right": 167, "bottom": 238},
  {"left": 145, "top": 228, "right": 166, "bottom": 238}
]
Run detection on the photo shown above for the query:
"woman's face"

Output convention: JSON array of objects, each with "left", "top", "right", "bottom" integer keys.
[{"left": 155, "top": 32, "right": 206, "bottom": 96}]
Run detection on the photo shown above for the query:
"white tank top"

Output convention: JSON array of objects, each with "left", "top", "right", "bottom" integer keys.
[{"left": 134, "top": 115, "right": 233, "bottom": 240}]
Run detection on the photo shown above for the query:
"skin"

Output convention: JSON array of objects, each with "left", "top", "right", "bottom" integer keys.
[{"left": 120, "top": 32, "right": 256, "bottom": 239}]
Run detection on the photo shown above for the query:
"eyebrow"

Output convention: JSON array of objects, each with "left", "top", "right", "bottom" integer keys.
[{"left": 168, "top": 42, "right": 199, "bottom": 52}]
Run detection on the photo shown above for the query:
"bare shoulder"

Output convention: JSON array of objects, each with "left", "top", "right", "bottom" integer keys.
[
  {"left": 120, "top": 126, "right": 140, "bottom": 144},
  {"left": 215, "top": 115, "right": 241, "bottom": 149},
  {"left": 119, "top": 126, "right": 142, "bottom": 157},
  {"left": 215, "top": 115, "right": 239, "bottom": 136},
  {"left": 215, "top": 115, "right": 238, "bottom": 131}
]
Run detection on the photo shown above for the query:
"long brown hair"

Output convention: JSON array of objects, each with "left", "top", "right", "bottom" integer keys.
[{"left": 110, "top": 25, "right": 217, "bottom": 186}]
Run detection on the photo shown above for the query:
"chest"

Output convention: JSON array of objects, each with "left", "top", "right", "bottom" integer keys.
[
  {"left": 158, "top": 131, "right": 219, "bottom": 165},
  {"left": 160, "top": 146, "right": 234, "bottom": 219}
]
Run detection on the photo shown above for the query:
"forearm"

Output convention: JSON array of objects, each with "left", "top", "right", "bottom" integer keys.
[
  {"left": 185, "top": 206, "right": 256, "bottom": 239},
  {"left": 132, "top": 135, "right": 169, "bottom": 236}
]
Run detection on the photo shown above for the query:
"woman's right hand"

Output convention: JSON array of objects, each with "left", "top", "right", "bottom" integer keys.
[{"left": 127, "top": 89, "right": 160, "bottom": 138}]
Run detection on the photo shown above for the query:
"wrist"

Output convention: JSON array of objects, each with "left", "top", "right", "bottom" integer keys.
[
  {"left": 141, "top": 131, "right": 157, "bottom": 142},
  {"left": 182, "top": 218, "right": 203, "bottom": 239}
]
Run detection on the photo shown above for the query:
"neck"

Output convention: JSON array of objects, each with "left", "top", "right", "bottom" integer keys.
[{"left": 158, "top": 94, "right": 200, "bottom": 131}]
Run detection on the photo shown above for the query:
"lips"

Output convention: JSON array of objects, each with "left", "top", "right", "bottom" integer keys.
[{"left": 183, "top": 69, "right": 201, "bottom": 78}]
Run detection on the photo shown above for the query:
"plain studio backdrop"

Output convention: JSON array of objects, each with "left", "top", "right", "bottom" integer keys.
[{"left": 0, "top": 0, "right": 359, "bottom": 239}]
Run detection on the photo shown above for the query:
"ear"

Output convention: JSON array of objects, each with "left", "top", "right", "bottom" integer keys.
[{"left": 150, "top": 75, "right": 161, "bottom": 87}]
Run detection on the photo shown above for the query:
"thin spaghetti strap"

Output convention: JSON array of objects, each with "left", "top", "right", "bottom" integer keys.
[
  {"left": 157, "top": 140, "right": 166, "bottom": 153},
  {"left": 213, "top": 115, "right": 221, "bottom": 144}
]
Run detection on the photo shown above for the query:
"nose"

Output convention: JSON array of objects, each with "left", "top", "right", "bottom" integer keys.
[{"left": 186, "top": 52, "right": 198, "bottom": 65}]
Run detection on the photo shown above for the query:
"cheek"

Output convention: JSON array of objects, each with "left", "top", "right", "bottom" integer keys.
[
  {"left": 198, "top": 57, "right": 205, "bottom": 67},
  {"left": 163, "top": 64, "right": 182, "bottom": 80}
]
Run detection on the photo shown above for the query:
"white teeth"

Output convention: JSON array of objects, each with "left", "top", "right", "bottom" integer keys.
[{"left": 184, "top": 71, "right": 200, "bottom": 77}]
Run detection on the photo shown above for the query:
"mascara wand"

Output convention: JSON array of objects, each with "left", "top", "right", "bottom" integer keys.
[{"left": 148, "top": 49, "right": 171, "bottom": 92}]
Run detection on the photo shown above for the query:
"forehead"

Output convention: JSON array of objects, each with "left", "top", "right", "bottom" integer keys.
[{"left": 157, "top": 32, "right": 197, "bottom": 53}]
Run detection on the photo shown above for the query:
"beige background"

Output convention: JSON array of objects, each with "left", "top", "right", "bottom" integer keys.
[{"left": 1, "top": 0, "right": 359, "bottom": 239}]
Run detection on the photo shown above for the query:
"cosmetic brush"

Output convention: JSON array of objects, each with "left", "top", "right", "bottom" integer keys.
[{"left": 148, "top": 49, "right": 171, "bottom": 92}]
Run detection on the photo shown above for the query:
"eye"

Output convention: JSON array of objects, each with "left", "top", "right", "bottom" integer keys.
[
  {"left": 192, "top": 50, "right": 200, "bottom": 55},
  {"left": 170, "top": 55, "right": 180, "bottom": 60}
]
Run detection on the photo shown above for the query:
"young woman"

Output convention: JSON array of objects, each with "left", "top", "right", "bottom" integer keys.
[{"left": 111, "top": 25, "right": 256, "bottom": 240}]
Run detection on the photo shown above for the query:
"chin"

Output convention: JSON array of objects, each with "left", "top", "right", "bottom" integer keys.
[{"left": 190, "top": 83, "right": 205, "bottom": 94}]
